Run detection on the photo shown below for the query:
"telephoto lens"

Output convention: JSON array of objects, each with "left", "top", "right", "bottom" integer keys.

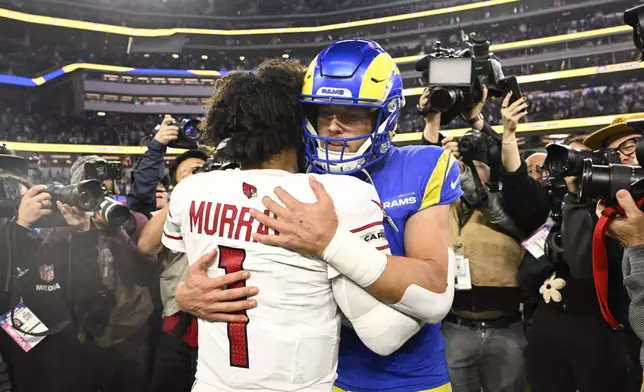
[
  {"left": 429, "top": 88, "right": 463, "bottom": 113},
  {"left": 49, "top": 180, "right": 105, "bottom": 211},
  {"left": 98, "top": 197, "right": 131, "bottom": 227},
  {"left": 544, "top": 144, "right": 620, "bottom": 177},
  {"left": 580, "top": 159, "right": 644, "bottom": 204}
]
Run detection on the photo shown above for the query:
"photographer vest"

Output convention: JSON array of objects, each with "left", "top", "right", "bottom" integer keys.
[{"left": 449, "top": 204, "right": 525, "bottom": 288}]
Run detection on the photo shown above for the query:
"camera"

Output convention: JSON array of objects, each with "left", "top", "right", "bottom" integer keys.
[
  {"left": 154, "top": 118, "right": 201, "bottom": 149},
  {"left": 84, "top": 161, "right": 123, "bottom": 182},
  {"left": 192, "top": 158, "right": 238, "bottom": 174},
  {"left": 577, "top": 123, "right": 644, "bottom": 205},
  {"left": 415, "top": 35, "right": 522, "bottom": 125},
  {"left": 97, "top": 197, "right": 131, "bottom": 227},
  {"left": 459, "top": 130, "right": 500, "bottom": 166},
  {"left": 579, "top": 160, "right": 644, "bottom": 204},
  {"left": 46, "top": 180, "right": 106, "bottom": 212},
  {"left": 544, "top": 144, "right": 620, "bottom": 177},
  {"left": 625, "top": 4, "right": 644, "bottom": 59}
]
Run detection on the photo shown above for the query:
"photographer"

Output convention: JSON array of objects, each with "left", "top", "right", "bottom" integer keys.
[
  {"left": 134, "top": 131, "right": 212, "bottom": 392},
  {"left": 523, "top": 116, "right": 642, "bottom": 392},
  {"left": 128, "top": 115, "right": 206, "bottom": 217},
  {"left": 421, "top": 88, "right": 528, "bottom": 392},
  {"left": 497, "top": 93, "right": 551, "bottom": 237},
  {"left": 69, "top": 156, "right": 156, "bottom": 392},
  {"left": 0, "top": 154, "right": 99, "bottom": 391}
]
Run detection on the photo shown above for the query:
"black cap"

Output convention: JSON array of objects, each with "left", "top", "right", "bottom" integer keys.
[
  {"left": 0, "top": 145, "right": 28, "bottom": 177},
  {"left": 169, "top": 150, "right": 209, "bottom": 184}
]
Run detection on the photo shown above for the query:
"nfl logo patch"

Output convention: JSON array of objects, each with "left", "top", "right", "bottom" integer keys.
[{"left": 39, "top": 265, "right": 55, "bottom": 283}]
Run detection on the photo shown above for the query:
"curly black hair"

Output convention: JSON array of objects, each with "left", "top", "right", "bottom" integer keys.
[{"left": 200, "top": 59, "right": 306, "bottom": 167}]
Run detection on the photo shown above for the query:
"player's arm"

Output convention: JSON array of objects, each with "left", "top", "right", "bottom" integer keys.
[
  {"left": 322, "top": 198, "right": 455, "bottom": 323},
  {"left": 160, "top": 192, "right": 187, "bottom": 253},
  {"left": 331, "top": 272, "right": 423, "bottom": 356},
  {"left": 138, "top": 203, "right": 170, "bottom": 255},
  {"left": 252, "top": 160, "right": 459, "bottom": 323},
  {"left": 322, "top": 150, "right": 458, "bottom": 323}
]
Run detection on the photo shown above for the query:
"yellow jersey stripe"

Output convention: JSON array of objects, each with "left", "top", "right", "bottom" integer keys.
[{"left": 419, "top": 149, "right": 451, "bottom": 210}]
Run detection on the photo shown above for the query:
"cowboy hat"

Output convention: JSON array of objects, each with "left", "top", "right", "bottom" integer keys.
[{"left": 583, "top": 114, "right": 644, "bottom": 150}]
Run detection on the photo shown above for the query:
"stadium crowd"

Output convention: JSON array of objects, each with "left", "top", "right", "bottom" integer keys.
[
  {"left": 0, "top": 12, "right": 628, "bottom": 78},
  {"left": 1, "top": 83, "right": 642, "bottom": 145}
]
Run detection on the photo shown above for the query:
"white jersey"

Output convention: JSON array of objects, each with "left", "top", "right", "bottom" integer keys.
[{"left": 162, "top": 169, "right": 388, "bottom": 392}]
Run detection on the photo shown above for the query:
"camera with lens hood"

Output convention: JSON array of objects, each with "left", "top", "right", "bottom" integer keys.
[
  {"left": 153, "top": 118, "right": 201, "bottom": 149},
  {"left": 415, "top": 34, "right": 522, "bottom": 126},
  {"left": 578, "top": 120, "right": 644, "bottom": 205},
  {"left": 0, "top": 180, "right": 109, "bottom": 227},
  {"left": 544, "top": 144, "right": 621, "bottom": 178}
]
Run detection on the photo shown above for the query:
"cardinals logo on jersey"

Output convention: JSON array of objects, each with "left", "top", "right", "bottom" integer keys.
[{"left": 242, "top": 182, "right": 258, "bottom": 199}]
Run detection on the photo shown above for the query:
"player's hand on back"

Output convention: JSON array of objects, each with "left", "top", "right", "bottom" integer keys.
[
  {"left": 177, "top": 248, "right": 259, "bottom": 322},
  {"left": 250, "top": 176, "right": 338, "bottom": 257}
]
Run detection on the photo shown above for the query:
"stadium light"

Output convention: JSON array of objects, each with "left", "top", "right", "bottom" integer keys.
[
  {"left": 143, "top": 54, "right": 150, "bottom": 58},
  {"left": 239, "top": 55, "right": 246, "bottom": 61},
  {"left": 282, "top": 53, "right": 290, "bottom": 59},
  {"left": 97, "top": 111, "right": 106, "bottom": 116},
  {"left": 172, "top": 54, "right": 179, "bottom": 59},
  {"left": 201, "top": 55, "right": 208, "bottom": 60}
]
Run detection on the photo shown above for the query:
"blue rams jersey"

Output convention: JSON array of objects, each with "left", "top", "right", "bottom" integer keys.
[{"left": 334, "top": 145, "right": 462, "bottom": 391}]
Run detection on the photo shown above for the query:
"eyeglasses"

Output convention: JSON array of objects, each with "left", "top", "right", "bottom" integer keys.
[
  {"left": 528, "top": 165, "right": 545, "bottom": 175},
  {"left": 610, "top": 137, "right": 639, "bottom": 156}
]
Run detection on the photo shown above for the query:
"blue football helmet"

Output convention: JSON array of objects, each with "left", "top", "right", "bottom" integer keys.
[{"left": 300, "top": 39, "right": 405, "bottom": 174}]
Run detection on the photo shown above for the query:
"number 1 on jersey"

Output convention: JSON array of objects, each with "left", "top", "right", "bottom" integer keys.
[{"left": 218, "top": 245, "right": 250, "bottom": 368}]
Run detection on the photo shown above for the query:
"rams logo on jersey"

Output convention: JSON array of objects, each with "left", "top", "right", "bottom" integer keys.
[{"left": 242, "top": 182, "right": 257, "bottom": 199}]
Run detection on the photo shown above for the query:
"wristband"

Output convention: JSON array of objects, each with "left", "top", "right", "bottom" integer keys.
[
  {"left": 467, "top": 113, "right": 484, "bottom": 126},
  {"left": 322, "top": 228, "right": 387, "bottom": 287}
]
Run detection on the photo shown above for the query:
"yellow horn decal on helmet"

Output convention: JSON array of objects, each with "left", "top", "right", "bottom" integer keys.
[
  {"left": 301, "top": 55, "right": 318, "bottom": 98},
  {"left": 358, "top": 53, "right": 396, "bottom": 104}
]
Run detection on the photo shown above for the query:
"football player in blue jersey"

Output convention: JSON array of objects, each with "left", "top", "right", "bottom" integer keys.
[{"left": 251, "top": 39, "right": 463, "bottom": 392}]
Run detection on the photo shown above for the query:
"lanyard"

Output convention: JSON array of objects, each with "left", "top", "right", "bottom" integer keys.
[{"left": 593, "top": 197, "right": 644, "bottom": 330}]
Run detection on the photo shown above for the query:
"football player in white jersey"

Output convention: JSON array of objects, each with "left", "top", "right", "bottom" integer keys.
[{"left": 161, "top": 60, "right": 425, "bottom": 392}]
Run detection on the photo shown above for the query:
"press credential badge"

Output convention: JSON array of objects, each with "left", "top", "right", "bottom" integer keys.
[{"left": 1, "top": 304, "right": 47, "bottom": 352}]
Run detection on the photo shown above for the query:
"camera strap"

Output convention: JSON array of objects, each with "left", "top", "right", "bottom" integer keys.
[{"left": 593, "top": 198, "right": 644, "bottom": 330}]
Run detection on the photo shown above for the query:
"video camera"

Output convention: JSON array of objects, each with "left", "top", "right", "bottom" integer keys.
[
  {"left": 415, "top": 34, "right": 522, "bottom": 125},
  {"left": 153, "top": 118, "right": 201, "bottom": 149},
  {"left": 625, "top": 4, "right": 644, "bottom": 59}
]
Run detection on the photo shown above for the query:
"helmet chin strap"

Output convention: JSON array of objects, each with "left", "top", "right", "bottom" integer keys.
[
  {"left": 307, "top": 118, "right": 390, "bottom": 173},
  {"left": 315, "top": 139, "right": 372, "bottom": 173}
]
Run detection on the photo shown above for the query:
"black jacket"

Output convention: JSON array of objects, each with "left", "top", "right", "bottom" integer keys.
[
  {"left": 0, "top": 222, "right": 100, "bottom": 392},
  {"left": 561, "top": 195, "right": 628, "bottom": 321},
  {"left": 127, "top": 139, "right": 167, "bottom": 216},
  {"left": 500, "top": 161, "right": 551, "bottom": 237}
]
